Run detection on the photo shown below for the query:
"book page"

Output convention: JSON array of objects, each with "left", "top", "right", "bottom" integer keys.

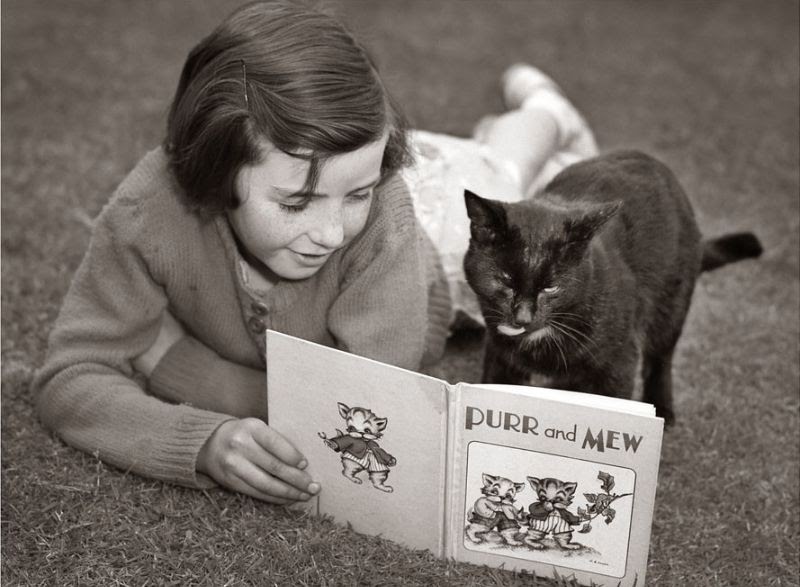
[
  {"left": 266, "top": 331, "right": 450, "bottom": 555},
  {"left": 448, "top": 383, "right": 662, "bottom": 587}
]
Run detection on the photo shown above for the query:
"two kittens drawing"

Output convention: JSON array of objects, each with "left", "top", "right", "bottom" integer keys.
[
  {"left": 463, "top": 150, "right": 762, "bottom": 424},
  {"left": 467, "top": 474, "right": 584, "bottom": 550}
]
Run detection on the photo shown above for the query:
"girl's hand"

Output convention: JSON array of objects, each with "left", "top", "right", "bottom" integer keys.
[
  {"left": 197, "top": 418, "right": 320, "bottom": 504},
  {"left": 134, "top": 311, "right": 185, "bottom": 376}
]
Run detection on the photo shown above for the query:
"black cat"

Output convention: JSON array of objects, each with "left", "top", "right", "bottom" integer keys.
[{"left": 463, "top": 150, "right": 762, "bottom": 424}]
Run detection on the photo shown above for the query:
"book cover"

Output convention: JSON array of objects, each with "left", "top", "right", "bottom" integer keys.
[
  {"left": 266, "top": 331, "right": 663, "bottom": 586},
  {"left": 266, "top": 330, "right": 451, "bottom": 555}
]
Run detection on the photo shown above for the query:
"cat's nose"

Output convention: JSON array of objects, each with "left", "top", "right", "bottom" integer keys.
[{"left": 514, "top": 303, "right": 533, "bottom": 325}]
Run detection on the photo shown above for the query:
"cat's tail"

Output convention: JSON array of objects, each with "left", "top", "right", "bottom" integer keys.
[{"left": 701, "top": 233, "right": 763, "bottom": 272}]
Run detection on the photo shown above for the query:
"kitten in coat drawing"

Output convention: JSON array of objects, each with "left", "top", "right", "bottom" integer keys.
[
  {"left": 319, "top": 402, "right": 397, "bottom": 493},
  {"left": 524, "top": 476, "right": 583, "bottom": 550},
  {"left": 465, "top": 474, "right": 526, "bottom": 546},
  {"left": 463, "top": 150, "right": 763, "bottom": 424}
]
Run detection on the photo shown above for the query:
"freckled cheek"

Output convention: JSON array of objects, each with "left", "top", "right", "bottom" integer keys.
[{"left": 341, "top": 202, "right": 372, "bottom": 242}]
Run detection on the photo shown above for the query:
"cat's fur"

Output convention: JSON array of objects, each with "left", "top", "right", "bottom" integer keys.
[{"left": 463, "top": 150, "right": 762, "bottom": 424}]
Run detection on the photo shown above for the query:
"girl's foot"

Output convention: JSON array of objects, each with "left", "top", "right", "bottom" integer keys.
[
  {"left": 502, "top": 63, "right": 563, "bottom": 111},
  {"left": 500, "top": 62, "right": 597, "bottom": 156}
]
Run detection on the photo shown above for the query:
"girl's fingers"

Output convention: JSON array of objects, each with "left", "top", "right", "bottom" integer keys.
[
  {"left": 245, "top": 441, "right": 318, "bottom": 495},
  {"left": 226, "top": 471, "right": 297, "bottom": 505},
  {"left": 233, "top": 460, "right": 314, "bottom": 503},
  {"left": 250, "top": 421, "right": 306, "bottom": 468}
]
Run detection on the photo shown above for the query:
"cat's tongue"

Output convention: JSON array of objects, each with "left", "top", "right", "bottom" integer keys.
[{"left": 497, "top": 324, "right": 526, "bottom": 337}]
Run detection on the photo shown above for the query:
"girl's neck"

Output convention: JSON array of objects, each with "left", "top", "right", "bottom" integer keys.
[{"left": 229, "top": 220, "right": 280, "bottom": 293}]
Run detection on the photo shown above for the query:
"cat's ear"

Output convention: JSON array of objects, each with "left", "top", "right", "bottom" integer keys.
[
  {"left": 482, "top": 473, "right": 498, "bottom": 487},
  {"left": 563, "top": 482, "right": 578, "bottom": 497},
  {"left": 374, "top": 417, "right": 388, "bottom": 432},
  {"left": 337, "top": 402, "right": 350, "bottom": 419},
  {"left": 464, "top": 190, "right": 508, "bottom": 243},
  {"left": 527, "top": 476, "right": 542, "bottom": 491},
  {"left": 564, "top": 201, "right": 622, "bottom": 244},
  {"left": 515, "top": 481, "right": 526, "bottom": 493}
]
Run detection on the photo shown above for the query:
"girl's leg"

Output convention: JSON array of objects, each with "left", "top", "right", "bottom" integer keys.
[
  {"left": 475, "top": 108, "right": 560, "bottom": 197},
  {"left": 475, "top": 64, "right": 598, "bottom": 197}
]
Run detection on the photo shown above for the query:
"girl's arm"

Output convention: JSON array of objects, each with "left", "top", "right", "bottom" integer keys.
[
  {"left": 146, "top": 328, "right": 267, "bottom": 419},
  {"left": 33, "top": 202, "right": 232, "bottom": 489},
  {"left": 34, "top": 194, "right": 299, "bottom": 500}
]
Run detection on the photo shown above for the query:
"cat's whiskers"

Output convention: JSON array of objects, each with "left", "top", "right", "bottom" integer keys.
[
  {"left": 550, "top": 317, "right": 595, "bottom": 345},
  {"left": 543, "top": 329, "right": 570, "bottom": 372},
  {"left": 549, "top": 319, "right": 600, "bottom": 365}
]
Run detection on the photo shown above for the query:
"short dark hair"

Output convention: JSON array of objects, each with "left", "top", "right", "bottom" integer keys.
[{"left": 164, "top": 0, "right": 412, "bottom": 215}]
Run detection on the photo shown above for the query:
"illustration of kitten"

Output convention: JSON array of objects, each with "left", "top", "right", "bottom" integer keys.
[
  {"left": 318, "top": 402, "right": 397, "bottom": 493},
  {"left": 465, "top": 474, "right": 526, "bottom": 546},
  {"left": 463, "top": 150, "right": 763, "bottom": 424},
  {"left": 524, "top": 476, "right": 583, "bottom": 550}
]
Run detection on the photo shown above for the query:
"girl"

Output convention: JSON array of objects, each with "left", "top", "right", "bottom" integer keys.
[{"left": 35, "top": 1, "right": 595, "bottom": 505}]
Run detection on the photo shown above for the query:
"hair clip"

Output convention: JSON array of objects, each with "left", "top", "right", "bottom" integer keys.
[{"left": 240, "top": 59, "right": 249, "bottom": 108}]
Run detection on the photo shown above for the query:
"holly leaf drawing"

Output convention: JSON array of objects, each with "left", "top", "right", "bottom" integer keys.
[
  {"left": 577, "top": 506, "right": 587, "bottom": 517},
  {"left": 605, "top": 507, "right": 616, "bottom": 524},
  {"left": 598, "top": 471, "right": 615, "bottom": 493},
  {"left": 595, "top": 494, "right": 613, "bottom": 512},
  {"left": 578, "top": 522, "right": 592, "bottom": 534},
  {"left": 584, "top": 493, "right": 598, "bottom": 503}
]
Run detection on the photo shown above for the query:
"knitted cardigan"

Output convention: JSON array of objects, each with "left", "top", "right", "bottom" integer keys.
[{"left": 34, "top": 148, "right": 451, "bottom": 488}]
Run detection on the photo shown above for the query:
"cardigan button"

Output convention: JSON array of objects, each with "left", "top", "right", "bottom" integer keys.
[
  {"left": 252, "top": 302, "right": 269, "bottom": 316},
  {"left": 248, "top": 315, "right": 265, "bottom": 333}
]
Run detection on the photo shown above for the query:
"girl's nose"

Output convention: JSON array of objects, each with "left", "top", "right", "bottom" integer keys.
[{"left": 309, "top": 206, "right": 345, "bottom": 249}]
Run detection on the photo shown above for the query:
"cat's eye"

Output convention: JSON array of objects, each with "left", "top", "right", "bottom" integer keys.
[{"left": 542, "top": 285, "right": 560, "bottom": 295}]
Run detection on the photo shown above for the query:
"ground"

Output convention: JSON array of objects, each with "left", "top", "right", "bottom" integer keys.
[{"left": 2, "top": 1, "right": 798, "bottom": 585}]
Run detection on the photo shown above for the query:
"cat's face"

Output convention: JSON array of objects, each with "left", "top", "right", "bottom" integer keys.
[
  {"left": 463, "top": 190, "right": 619, "bottom": 346},
  {"left": 528, "top": 476, "right": 577, "bottom": 510},
  {"left": 481, "top": 474, "right": 525, "bottom": 504},
  {"left": 337, "top": 402, "right": 387, "bottom": 440}
]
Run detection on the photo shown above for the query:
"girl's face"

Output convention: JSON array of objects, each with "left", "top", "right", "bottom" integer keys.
[{"left": 229, "top": 133, "right": 389, "bottom": 281}]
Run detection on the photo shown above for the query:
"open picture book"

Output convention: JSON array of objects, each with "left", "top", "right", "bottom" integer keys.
[{"left": 266, "top": 331, "right": 663, "bottom": 586}]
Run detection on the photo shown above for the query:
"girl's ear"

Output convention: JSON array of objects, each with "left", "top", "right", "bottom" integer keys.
[
  {"left": 464, "top": 190, "right": 509, "bottom": 244},
  {"left": 563, "top": 200, "right": 622, "bottom": 244}
]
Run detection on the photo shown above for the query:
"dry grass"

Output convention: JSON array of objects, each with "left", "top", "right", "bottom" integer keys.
[{"left": 2, "top": 1, "right": 798, "bottom": 585}]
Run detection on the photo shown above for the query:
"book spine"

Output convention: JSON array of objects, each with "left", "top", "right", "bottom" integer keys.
[{"left": 442, "top": 382, "right": 461, "bottom": 559}]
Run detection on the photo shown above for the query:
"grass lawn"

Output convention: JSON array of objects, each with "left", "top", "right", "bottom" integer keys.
[{"left": 2, "top": 1, "right": 798, "bottom": 585}]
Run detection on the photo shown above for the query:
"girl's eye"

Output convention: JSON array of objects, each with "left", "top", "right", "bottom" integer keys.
[
  {"left": 543, "top": 285, "right": 560, "bottom": 295},
  {"left": 279, "top": 201, "right": 309, "bottom": 214},
  {"left": 348, "top": 189, "right": 373, "bottom": 202}
]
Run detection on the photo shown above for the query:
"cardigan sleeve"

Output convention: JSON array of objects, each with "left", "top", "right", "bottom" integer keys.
[
  {"left": 33, "top": 195, "right": 233, "bottom": 489},
  {"left": 148, "top": 335, "right": 267, "bottom": 420},
  {"left": 327, "top": 175, "right": 429, "bottom": 370}
]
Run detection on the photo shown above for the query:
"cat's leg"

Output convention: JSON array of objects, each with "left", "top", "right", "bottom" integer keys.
[
  {"left": 465, "top": 523, "right": 491, "bottom": 543},
  {"left": 482, "top": 342, "right": 530, "bottom": 385},
  {"left": 523, "top": 529, "right": 547, "bottom": 549},
  {"left": 368, "top": 470, "right": 394, "bottom": 493},
  {"left": 642, "top": 350, "right": 676, "bottom": 425},
  {"left": 341, "top": 457, "right": 364, "bottom": 484},
  {"left": 554, "top": 531, "right": 581, "bottom": 550},
  {"left": 500, "top": 528, "right": 524, "bottom": 546}
]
